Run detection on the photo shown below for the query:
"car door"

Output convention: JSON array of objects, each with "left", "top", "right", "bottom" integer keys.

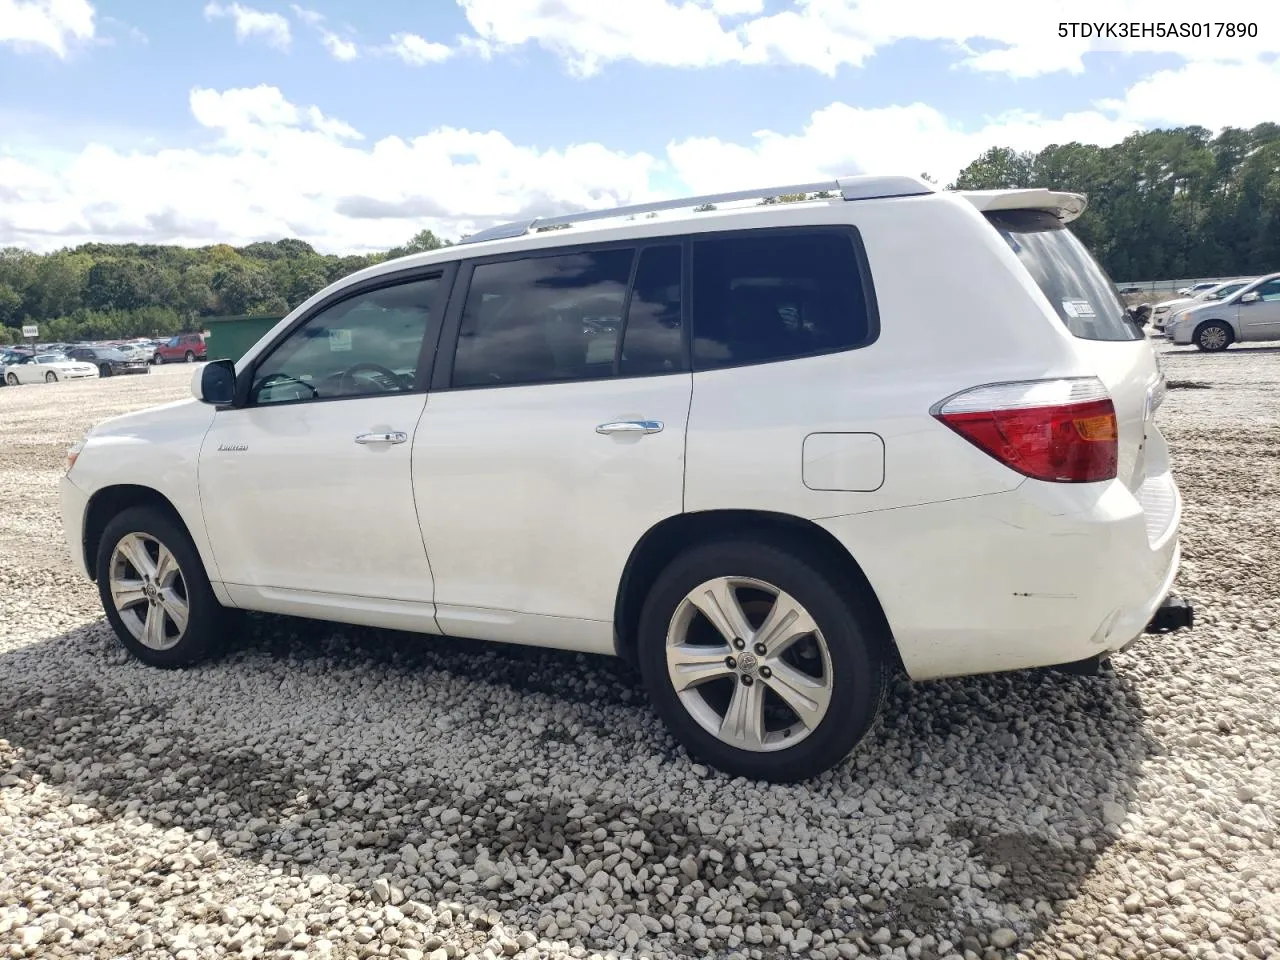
[
  {"left": 198, "top": 268, "right": 453, "bottom": 624},
  {"left": 411, "top": 242, "right": 691, "bottom": 652},
  {"left": 1237, "top": 277, "right": 1280, "bottom": 341}
]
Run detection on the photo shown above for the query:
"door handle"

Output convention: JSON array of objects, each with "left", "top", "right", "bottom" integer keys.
[
  {"left": 354, "top": 431, "right": 408, "bottom": 445},
  {"left": 596, "top": 419, "right": 664, "bottom": 436}
]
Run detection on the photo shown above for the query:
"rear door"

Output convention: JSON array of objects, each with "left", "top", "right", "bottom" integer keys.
[
  {"left": 984, "top": 209, "right": 1155, "bottom": 492},
  {"left": 411, "top": 241, "right": 691, "bottom": 649}
]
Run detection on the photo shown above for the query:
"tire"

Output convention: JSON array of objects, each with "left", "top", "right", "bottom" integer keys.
[
  {"left": 99, "top": 364, "right": 113, "bottom": 378},
  {"left": 95, "top": 506, "right": 227, "bottom": 668},
  {"left": 1194, "top": 320, "right": 1233, "bottom": 352},
  {"left": 184, "top": 351, "right": 195, "bottom": 362},
  {"left": 45, "top": 371, "right": 58, "bottom": 383},
  {"left": 153, "top": 353, "right": 164, "bottom": 365},
  {"left": 637, "top": 539, "right": 886, "bottom": 782},
  {"left": 5, "top": 373, "right": 17, "bottom": 386}
]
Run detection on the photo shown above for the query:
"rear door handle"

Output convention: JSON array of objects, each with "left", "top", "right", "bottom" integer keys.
[
  {"left": 596, "top": 420, "right": 664, "bottom": 436},
  {"left": 354, "top": 431, "right": 408, "bottom": 445}
]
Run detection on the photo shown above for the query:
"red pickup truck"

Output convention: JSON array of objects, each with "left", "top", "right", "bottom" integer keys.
[{"left": 152, "top": 333, "right": 207, "bottom": 364}]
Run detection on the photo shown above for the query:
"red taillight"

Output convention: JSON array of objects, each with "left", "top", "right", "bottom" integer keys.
[{"left": 933, "top": 378, "right": 1119, "bottom": 483}]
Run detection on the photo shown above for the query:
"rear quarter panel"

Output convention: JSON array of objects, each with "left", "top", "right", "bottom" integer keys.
[{"left": 684, "top": 194, "right": 1086, "bottom": 519}]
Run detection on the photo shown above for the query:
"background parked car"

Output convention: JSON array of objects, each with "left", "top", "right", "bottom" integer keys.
[
  {"left": 153, "top": 333, "right": 207, "bottom": 364},
  {"left": 67, "top": 345, "right": 152, "bottom": 378},
  {"left": 1167, "top": 272, "right": 1280, "bottom": 350},
  {"left": 1152, "top": 278, "right": 1258, "bottom": 332},
  {"left": 1175, "top": 281, "right": 1221, "bottom": 297},
  {"left": 4, "top": 352, "right": 98, "bottom": 384},
  {"left": 0, "top": 348, "right": 32, "bottom": 386}
]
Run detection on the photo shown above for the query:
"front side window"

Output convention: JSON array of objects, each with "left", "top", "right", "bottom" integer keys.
[
  {"left": 451, "top": 249, "right": 635, "bottom": 388},
  {"left": 690, "top": 230, "right": 873, "bottom": 370},
  {"left": 249, "top": 276, "right": 440, "bottom": 405},
  {"left": 1251, "top": 278, "right": 1280, "bottom": 302}
]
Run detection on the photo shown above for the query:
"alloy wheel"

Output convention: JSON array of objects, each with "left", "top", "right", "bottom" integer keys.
[
  {"left": 108, "top": 533, "right": 190, "bottom": 651},
  {"left": 665, "top": 576, "right": 834, "bottom": 752}
]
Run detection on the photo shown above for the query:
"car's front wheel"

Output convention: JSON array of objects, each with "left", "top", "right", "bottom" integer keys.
[
  {"left": 45, "top": 371, "right": 58, "bottom": 383},
  {"left": 99, "top": 364, "right": 113, "bottom": 378},
  {"left": 638, "top": 539, "right": 886, "bottom": 782},
  {"left": 153, "top": 353, "right": 164, "bottom": 365},
  {"left": 1194, "top": 320, "right": 1233, "bottom": 352},
  {"left": 96, "top": 506, "right": 228, "bottom": 667}
]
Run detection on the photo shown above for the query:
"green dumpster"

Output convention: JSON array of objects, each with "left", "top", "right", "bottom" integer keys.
[{"left": 204, "top": 315, "right": 284, "bottom": 365}]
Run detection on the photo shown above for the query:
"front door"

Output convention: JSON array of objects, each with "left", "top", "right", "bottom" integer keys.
[
  {"left": 199, "top": 272, "right": 448, "bottom": 613},
  {"left": 412, "top": 243, "right": 691, "bottom": 651},
  {"left": 1237, "top": 277, "right": 1280, "bottom": 341}
]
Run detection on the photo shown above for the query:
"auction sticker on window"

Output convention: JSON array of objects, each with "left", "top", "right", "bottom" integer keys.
[
  {"left": 329, "top": 329, "right": 353, "bottom": 352},
  {"left": 1062, "top": 299, "right": 1096, "bottom": 319}
]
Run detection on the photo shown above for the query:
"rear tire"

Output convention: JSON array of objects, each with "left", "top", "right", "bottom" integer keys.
[
  {"left": 95, "top": 506, "right": 228, "bottom": 668},
  {"left": 1194, "top": 320, "right": 1233, "bottom": 352},
  {"left": 184, "top": 351, "right": 195, "bottom": 362},
  {"left": 45, "top": 371, "right": 57, "bottom": 383},
  {"left": 637, "top": 539, "right": 886, "bottom": 782},
  {"left": 99, "top": 364, "right": 112, "bottom": 378},
  {"left": 5, "top": 373, "right": 17, "bottom": 386}
]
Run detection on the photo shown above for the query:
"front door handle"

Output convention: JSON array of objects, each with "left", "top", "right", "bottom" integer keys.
[
  {"left": 354, "top": 431, "right": 408, "bottom": 445},
  {"left": 596, "top": 419, "right": 664, "bottom": 436}
]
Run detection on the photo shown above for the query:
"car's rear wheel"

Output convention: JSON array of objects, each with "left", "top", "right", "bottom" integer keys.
[
  {"left": 99, "top": 364, "right": 112, "bottom": 378},
  {"left": 96, "top": 506, "right": 227, "bottom": 667},
  {"left": 45, "top": 371, "right": 58, "bottom": 383},
  {"left": 184, "top": 351, "right": 195, "bottom": 362},
  {"left": 1194, "top": 320, "right": 1233, "bottom": 352},
  {"left": 5, "top": 373, "right": 17, "bottom": 386},
  {"left": 637, "top": 539, "right": 886, "bottom": 782}
]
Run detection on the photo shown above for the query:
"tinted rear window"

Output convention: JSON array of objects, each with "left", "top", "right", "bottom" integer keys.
[{"left": 986, "top": 209, "right": 1141, "bottom": 342}]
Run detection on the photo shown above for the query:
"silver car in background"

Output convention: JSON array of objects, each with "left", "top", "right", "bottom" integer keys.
[
  {"left": 1152, "top": 278, "right": 1257, "bottom": 332},
  {"left": 1167, "top": 273, "right": 1280, "bottom": 351}
]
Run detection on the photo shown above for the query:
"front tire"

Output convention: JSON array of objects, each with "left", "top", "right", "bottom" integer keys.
[
  {"left": 1194, "top": 320, "right": 1233, "bottom": 352},
  {"left": 99, "top": 364, "right": 113, "bottom": 378},
  {"left": 153, "top": 353, "right": 164, "bottom": 365},
  {"left": 45, "top": 371, "right": 58, "bottom": 383},
  {"left": 637, "top": 539, "right": 886, "bottom": 782},
  {"left": 95, "top": 506, "right": 227, "bottom": 668}
]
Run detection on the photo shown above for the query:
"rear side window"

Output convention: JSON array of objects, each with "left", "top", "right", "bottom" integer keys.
[
  {"left": 986, "top": 210, "right": 1141, "bottom": 342},
  {"left": 690, "top": 229, "right": 873, "bottom": 371}
]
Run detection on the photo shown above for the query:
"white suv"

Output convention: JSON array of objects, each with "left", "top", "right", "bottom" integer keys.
[{"left": 60, "top": 175, "right": 1191, "bottom": 782}]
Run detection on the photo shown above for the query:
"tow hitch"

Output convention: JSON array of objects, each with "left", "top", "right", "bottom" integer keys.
[{"left": 1146, "top": 593, "right": 1195, "bottom": 634}]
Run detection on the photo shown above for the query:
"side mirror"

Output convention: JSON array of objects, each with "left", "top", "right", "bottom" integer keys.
[
  {"left": 1240, "top": 291, "right": 1260, "bottom": 304},
  {"left": 193, "top": 359, "right": 236, "bottom": 405}
]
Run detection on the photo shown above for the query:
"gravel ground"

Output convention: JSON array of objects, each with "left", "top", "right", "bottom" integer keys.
[{"left": 1, "top": 347, "right": 1277, "bottom": 960}]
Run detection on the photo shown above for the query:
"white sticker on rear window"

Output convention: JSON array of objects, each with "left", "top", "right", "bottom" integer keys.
[
  {"left": 1062, "top": 299, "right": 1095, "bottom": 319},
  {"left": 329, "top": 329, "right": 352, "bottom": 352}
]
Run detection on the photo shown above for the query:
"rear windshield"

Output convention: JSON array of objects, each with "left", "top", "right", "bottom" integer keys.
[{"left": 986, "top": 209, "right": 1141, "bottom": 342}]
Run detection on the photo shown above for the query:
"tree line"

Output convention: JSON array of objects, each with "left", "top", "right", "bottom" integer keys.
[
  {"left": 4, "top": 122, "right": 1278, "bottom": 345},
  {"left": 0, "top": 230, "right": 449, "bottom": 345}
]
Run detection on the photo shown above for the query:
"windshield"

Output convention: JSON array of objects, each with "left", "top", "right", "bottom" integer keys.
[
  {"left": 986, "top": 209, "right": 1141, "bottom": 342},
  {"left": 36, "top": 354, "right": 67, "bottom": 363},
  {"left": 1205, "top": 282, "right": 1248, "bottom": 301}
]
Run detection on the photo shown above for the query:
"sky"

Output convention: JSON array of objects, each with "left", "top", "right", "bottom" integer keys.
[{"left": 1, "top": 0, "right": 1278, "bottom": 253}]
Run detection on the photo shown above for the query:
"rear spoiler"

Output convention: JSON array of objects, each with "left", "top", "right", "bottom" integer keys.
[{"left": 958, "top": 189, "right": 1087, "bottom": 224}]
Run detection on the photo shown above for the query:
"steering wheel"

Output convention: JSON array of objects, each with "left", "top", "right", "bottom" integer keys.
[
  {"left": 253, "top": 372, "right": 318, "bottom": 402},
  {"left": 338, "top": 362, "right": 404, "bottom": 395}
]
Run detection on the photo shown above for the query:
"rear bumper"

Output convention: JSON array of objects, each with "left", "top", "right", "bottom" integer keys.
[{"left": 818, "top": 471, "right": 1184, "bottom": 681}]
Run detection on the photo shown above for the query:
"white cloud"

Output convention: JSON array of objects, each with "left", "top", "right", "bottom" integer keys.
[
  {"left": 2, "top": 59, "right": 1274, "bottom": 254},
  {"left": 320, "top": 30, "right": 358, "bottom": 60},
  {"left": 386, "top": 32, "right": 452, "bottom": 65},
  {"left": 0, "top": 0, "right": 95, "bottom": 56},
  {"left": 455, "top": 0, "right": 1280, "bottom": 77},
  {"left": 288, "top": 3, "right": 322, "bottom": 27},
  {"left": 204, "top": 1, "right": 291, "bottom": 51}
]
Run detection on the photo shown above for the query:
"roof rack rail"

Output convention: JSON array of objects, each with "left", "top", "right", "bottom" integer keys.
[{"left": 458, "top": 174, "right": 935, "bottom": 245}]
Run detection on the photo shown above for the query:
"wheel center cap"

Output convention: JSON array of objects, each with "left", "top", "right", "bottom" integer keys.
[{"left": 737, "top": 652, "right": 758, "bottom": 673}]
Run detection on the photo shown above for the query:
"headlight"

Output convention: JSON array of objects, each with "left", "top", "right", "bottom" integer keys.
[{"left": 65, "top": 439, "right": 85, "bottom": 474}]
